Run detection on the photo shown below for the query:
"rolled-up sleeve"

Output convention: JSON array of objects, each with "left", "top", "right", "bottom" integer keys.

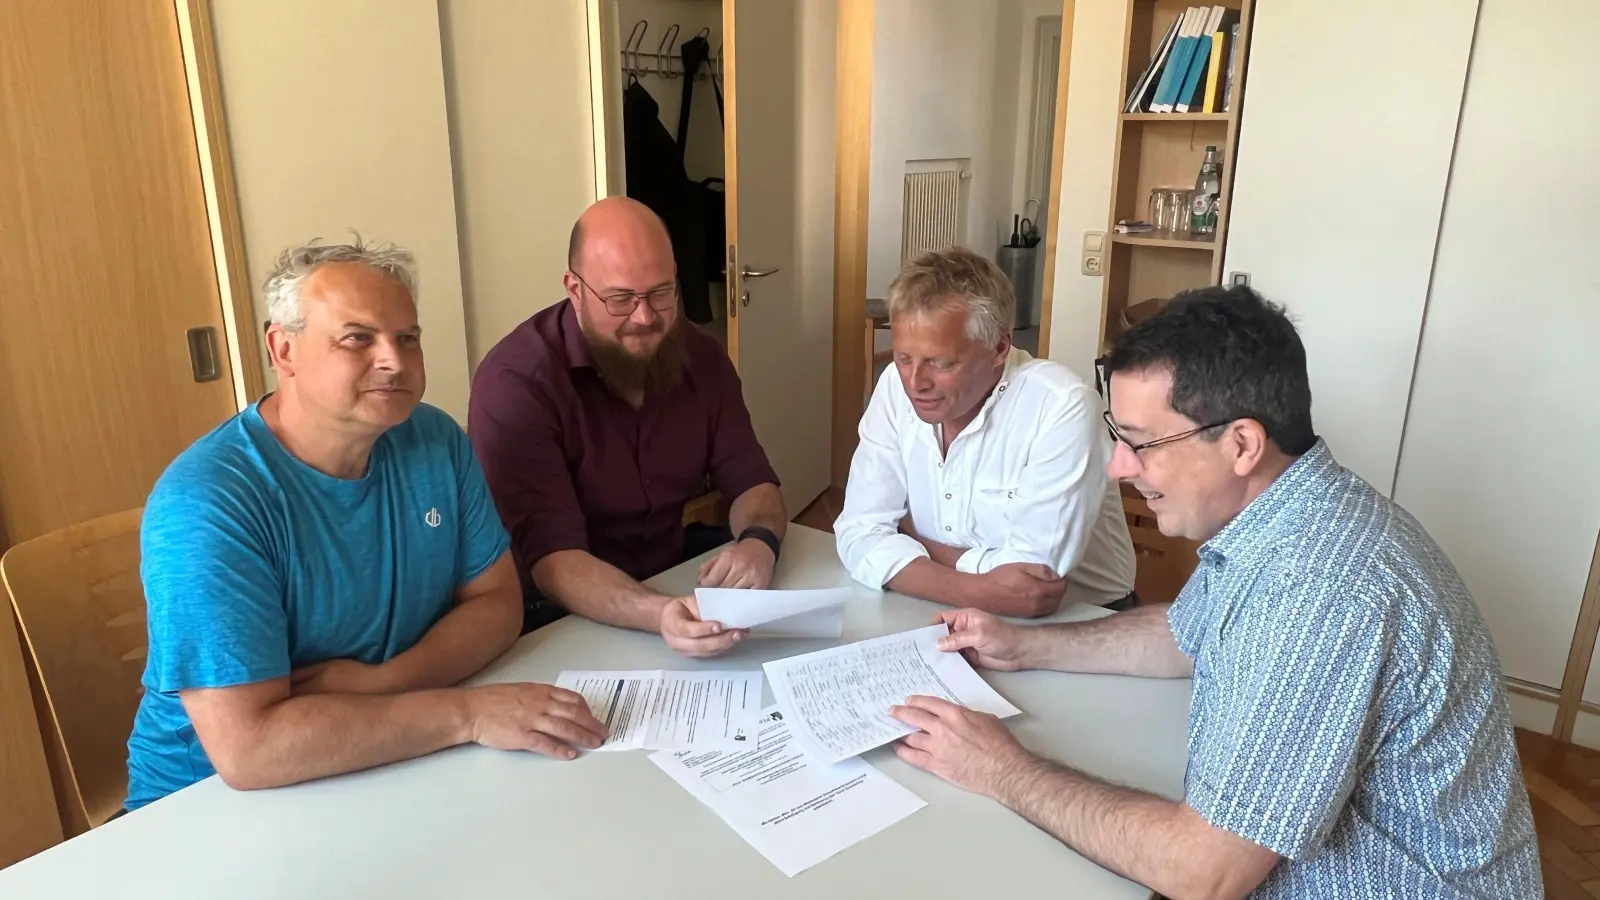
[
  {"left": 835, "top": 370, "right": 929, "bottom": 588},
  {"left": 950, "top": 385, "right": 1110, "bottom": 577},
  {"left": 705, "top": 348, "right": 780, "bottom": 501},
  {"left": 467, "top": 361, "right": 589, "bottom": 572}
]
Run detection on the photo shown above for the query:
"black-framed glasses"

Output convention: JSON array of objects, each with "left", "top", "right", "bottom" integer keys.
[
  {"left": 1102, "top": 409, "right": 1236, "bottom": 455},
  {"left": 571, "top": 270, "right": 679, "bottom": 317}
]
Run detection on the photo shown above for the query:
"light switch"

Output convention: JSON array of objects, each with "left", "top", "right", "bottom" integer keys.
[{"left": 1083, "top": 231, "right": 1105, "bottom": 253}]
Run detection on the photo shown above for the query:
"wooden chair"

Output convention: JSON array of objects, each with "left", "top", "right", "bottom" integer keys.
[{"left": 0, "top": 509, "right": 145, "bottom": 835}]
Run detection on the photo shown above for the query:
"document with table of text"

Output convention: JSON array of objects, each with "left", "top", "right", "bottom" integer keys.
[
  {"left": 763, "top": 624, "right": 1022, "bottom": 764},
  {"left": 555, "top": 670, "right": 763, "bottom": 752},
  {"left": 650, "top": 705, "right": 926, "bottom": 877}
]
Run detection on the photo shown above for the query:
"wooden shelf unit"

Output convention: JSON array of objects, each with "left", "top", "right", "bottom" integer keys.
[
  {"left": 1097, "top": 0, "right": 1255, "bottom": 353},
  {"left": 1100, "top": 0, "right": 1255, "bottom": 605}
]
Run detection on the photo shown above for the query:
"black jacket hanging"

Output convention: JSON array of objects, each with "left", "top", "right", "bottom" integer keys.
[
  {"left": 622, "top": 79, "right": 711, "bottom": 324},
  {"left": 675, "top": 34, "right": 728, "bottom": 283}
]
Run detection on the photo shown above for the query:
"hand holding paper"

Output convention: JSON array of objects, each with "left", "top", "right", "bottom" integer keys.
[{"left": 763, "top": 624, "right": 1021, "bottom": 765}]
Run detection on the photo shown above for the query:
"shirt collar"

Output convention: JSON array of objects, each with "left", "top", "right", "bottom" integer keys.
[
  {"left": 963, "top": 348, "right": 1029, "bottom": 432},
  {"left": 1200, "top": 438, "right": 1336, "bottom": 561},
  {"left": 558, "top": 299, "right": 599, "bottom": 371}
]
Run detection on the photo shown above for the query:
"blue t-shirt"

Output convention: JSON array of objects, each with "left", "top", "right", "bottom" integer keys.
[{"left": 125, "top": 401, "right": 511, "bottom": 810}]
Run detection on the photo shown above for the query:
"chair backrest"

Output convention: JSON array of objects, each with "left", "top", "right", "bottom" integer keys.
[{"left": 0, "top": 509, "right": 145, "bottom": 829}]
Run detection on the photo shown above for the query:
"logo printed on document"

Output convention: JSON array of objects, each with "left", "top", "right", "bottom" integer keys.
[{"left": 424, "top": 507, "right": 442, "bottom": 528}]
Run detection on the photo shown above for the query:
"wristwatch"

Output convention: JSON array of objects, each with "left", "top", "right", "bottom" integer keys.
[{"left": 738, "top": 526, "right": 781, "bottom": 562}]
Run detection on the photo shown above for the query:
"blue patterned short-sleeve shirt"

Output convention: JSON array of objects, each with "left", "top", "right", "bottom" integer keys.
[{"left": 1169, "top": 440, "right": 1540, "bottom": 898}]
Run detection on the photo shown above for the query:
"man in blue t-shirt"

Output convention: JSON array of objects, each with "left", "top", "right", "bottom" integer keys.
[{"left": 126, "top": 238, "right": 606, "bottom": 811}]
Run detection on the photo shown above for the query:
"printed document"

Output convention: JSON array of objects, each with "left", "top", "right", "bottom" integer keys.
[
  {"left": 555, "top": 670, "right": 762, "bottom": 751},
  {"left": 650, "top": 705, "right": 926, "bottom": 877},
  {"left": 763, "top": 624, "right": 1021, "bottom": 764},
  {"left": 694, "top": 587, "right": 853, "bottom": 639}
]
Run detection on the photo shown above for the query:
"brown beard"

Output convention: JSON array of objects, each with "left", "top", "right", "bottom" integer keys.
[{"left": 583, "top": 317, "right": 689, "bottom": 397}]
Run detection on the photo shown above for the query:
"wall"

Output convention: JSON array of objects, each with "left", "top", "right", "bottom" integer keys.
[
  {"left": 1392, "top": 0, "right": 1600, "bottom": 692},
  {"left": 1221, "top": 0, "right": 1480, "bottom": 493},
  {"left": 1045, "top": 0, "right": 1127, "bottom": 377},
  {"left": 209, "top": 0, "right": 474, "bottom": 422},
  {"left": 866, "top": 0, "right": 1003, "bottom": 299},
  {"left": 439, "top": 1, "right": 598, "bottom": 367}
]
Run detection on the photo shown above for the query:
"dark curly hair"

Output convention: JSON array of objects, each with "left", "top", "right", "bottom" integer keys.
[{"left": 1101, "top": 285, "right": 1317, "bottom": 456}]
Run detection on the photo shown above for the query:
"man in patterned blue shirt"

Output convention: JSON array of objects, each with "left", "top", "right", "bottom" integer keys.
[
  {"left": 126, "top": 238, "right": 606, "bottom": 810},
  {"left": 888, "top": 286, "right": 1540, "bottom": 898}
]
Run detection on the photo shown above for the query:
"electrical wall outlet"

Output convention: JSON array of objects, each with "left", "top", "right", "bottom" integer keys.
[{"left": 1082, "top": 253, "right": 1103, "bottom": 276}]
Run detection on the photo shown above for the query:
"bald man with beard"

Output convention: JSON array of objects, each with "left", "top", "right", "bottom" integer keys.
[{"left": 469, "top": 198, "right": 787, "bottom": 655}]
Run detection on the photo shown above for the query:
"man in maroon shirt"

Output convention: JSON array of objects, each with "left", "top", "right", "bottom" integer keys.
[{"left": 468, "top": 197, "right": 787, "bottom": 656}]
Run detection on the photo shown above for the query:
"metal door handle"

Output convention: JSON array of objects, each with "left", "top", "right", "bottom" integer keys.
[
  {"left": 186, "top": 326, "right": 221, "bottom": 383},
  {"left": 740, "top": 265, "right": 779, "bottom": 278}
]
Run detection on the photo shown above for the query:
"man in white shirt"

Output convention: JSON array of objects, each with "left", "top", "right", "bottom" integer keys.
[{"left": 835, "top": 247, "right": 1137, "bottom": 617}]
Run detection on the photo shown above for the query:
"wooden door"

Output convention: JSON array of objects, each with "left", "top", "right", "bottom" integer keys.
[
  {"left": 722, "top": 0, "right": 832, "bottom": 513},
  {"left": 0, "top": 0, "right": 242, "bottom": 867},
  {"left": 0, "top": 0, "right": 240, "bottom": 546}
]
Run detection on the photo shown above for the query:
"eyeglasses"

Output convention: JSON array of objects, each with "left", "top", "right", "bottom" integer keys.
[
  {"left": 570, "top": 270, "right": 679, "bottom": 317},
  {"left": 1102, "top": 409, "right": 1236, "bottom": 455}
]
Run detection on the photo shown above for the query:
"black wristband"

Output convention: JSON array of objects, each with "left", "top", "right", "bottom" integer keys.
[{"left": 737, "top": 526, "right": 781, "bottom": 562}]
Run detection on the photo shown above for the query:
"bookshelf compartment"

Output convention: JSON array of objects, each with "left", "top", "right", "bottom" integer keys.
[
  {"left": 1123, "top": 0, "right": 1246, "bottom": 111},
  {"left": 1118, "top": 119, "right": 1231, "bottom": 226},
  {"left": 1104, "top": 244, "right": 1215, "bottom": 345}
]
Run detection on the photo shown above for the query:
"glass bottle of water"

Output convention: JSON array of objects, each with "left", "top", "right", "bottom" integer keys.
[{"left": 1191, "top": 146, "right": 1222, "bottom": 236}]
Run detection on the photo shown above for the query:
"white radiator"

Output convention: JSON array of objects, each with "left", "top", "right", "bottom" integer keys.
[{"left": 901, "top": 162, "right": 969, "bottom": 262}]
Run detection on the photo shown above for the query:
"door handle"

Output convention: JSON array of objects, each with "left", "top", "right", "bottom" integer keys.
[
  {"left": 186, "top": 326, "right": 221, "bottom": 383},
  {"left": 740, "top": 265, "right": 780, "bottom": 278}
]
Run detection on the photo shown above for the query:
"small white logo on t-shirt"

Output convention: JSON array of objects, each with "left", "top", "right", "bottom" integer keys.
[{"left": 424, "top": 507, "right": 442, "bottom": 528}]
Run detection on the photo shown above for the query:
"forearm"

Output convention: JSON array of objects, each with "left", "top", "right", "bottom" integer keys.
[
  {"left": 888, "top": 558, "right": 1027, "bottom": 615},
  {"left": 1022, "top": 604, "right": 1193, "bottom": 677},
  {"left": 996, "top": 755, "right": 1230, "bottom": 900},
  {"left": 532, "top": 549, "right": 669, "bottom": 633},
  {"left": 211, "top": 689, "right": 473, "bottom": 791},
  {"left": 729, "top": 483, "right": 786, "bottom": 539},
  {"left": 380, "top": 592, "right": 521, "bottom": 692}
]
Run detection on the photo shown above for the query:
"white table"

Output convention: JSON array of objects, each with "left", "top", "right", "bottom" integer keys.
[{"left": 0, "top": 525, "right": 1192, "bottom": 898}]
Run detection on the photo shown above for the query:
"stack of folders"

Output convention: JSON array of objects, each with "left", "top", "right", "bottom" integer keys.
[{"left": 1124, "top": 6, "right": 1242, "bottom": 115}]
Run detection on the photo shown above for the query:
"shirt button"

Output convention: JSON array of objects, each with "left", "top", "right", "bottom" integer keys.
[
  {"left": 944, "top": 493, "right": 952, "bottom": 500},
  {"left": 945, "top": 526, "right": 952, "bottom": 532},
  {"left": 998, "top": 385, "right": 1006, "bottom": 392}
]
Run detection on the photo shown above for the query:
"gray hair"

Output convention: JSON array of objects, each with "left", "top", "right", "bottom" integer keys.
[
  {"left": 264, "top": 235, "right": 418, "bottom": 333},
  {"left": 886, "top": 246, "right": 1015, "bottom": 346}
]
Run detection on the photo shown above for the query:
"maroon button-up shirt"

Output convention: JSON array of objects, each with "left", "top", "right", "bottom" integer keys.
[{"left": 468, "top": 299, "right": 779, "bottom": 590}]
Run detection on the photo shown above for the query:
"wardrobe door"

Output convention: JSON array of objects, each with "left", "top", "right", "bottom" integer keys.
[
  {"left": 1394, "top": 0, "right": 1600, "bottom": 690},
  {"left": 1221, "top": 0, "right": 1478, "bottom": 492}
]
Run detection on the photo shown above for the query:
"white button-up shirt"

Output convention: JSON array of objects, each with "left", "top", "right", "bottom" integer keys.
[{"left": 835, "top": 349, "right": 1136, "bottom": 607}]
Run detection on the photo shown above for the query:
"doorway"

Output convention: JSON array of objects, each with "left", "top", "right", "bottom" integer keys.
[
  {"left": 586, "top": 0, "right": 836, "bottom": 519},
  {"left": 830, "top": 0, "right": 1078, "bottom": 486}
]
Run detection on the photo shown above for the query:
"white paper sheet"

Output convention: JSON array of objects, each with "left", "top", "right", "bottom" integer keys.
[
  {"left": 694, "top": 587, "right": 853, "bottom": 638},
  {"left": 763, "top": 624, "right": 1022, "bottom": 764},
  {"left": 555, "top": 670, "right": 763, "bottom": 751},
  {"left": 650, "top": 705, "right": 926, "bottom": 877}
]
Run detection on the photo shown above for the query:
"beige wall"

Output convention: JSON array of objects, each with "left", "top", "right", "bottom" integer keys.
[
  {"left": 1045, "top": 0, "right": 1126, "bottom": 376},
  {"left": 439, "top": 1, "right": 598, "bottom": 369},
  {"left": 209, "top": 0, "right": 473, "bottom": 421}
]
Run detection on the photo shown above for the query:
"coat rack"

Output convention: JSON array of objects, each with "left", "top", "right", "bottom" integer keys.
[{"left": 621, "top": 20, "right": 723, "bottom": 80}]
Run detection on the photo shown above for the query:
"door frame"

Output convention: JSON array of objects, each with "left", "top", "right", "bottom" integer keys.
[
  {"left": 177, "top": 0, "right": 265, "bottom": 409},
  {"left": 828, "top": 0, "right": 1079, "bottom": 485}
]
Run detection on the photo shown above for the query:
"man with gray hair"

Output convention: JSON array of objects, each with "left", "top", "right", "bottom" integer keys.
[
  {"left": 125, "top": 236, "right": 606, "bottom": 812},
  {"left": 835, "top": 246, "right": 1137, "bottom": 616}
]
